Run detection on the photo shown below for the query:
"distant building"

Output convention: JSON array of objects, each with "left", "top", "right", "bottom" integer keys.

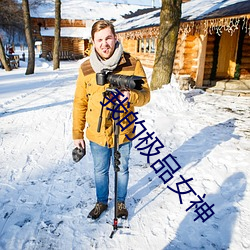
[
  {"left": 30, "top": 1, "right": 151, "bottom": 60},
  {"left": 31, "top": 18, "right": 92, "bottom": 60}
]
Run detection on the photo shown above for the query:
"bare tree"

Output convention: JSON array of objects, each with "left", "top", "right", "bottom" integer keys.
[
  {"left": 0, "top": 0, "right": 24, "bottom": 38},
  {"left": 151, "top": 0, "right": 182, "bottom": 90},
  {"left": 0, "top": 37, "right": 11, "bottom": 71},
  {"left": 0, "top": 0, "right": 23, "bottom": 71},
  {"left": 53, "top": 0, "right": 61, "bottom": 70},
  {"left": 22, "top": 0, "right": 35, "bottom": 75},
  {"left": 29, "top": 0, "right": 47, "bottom": 8}
]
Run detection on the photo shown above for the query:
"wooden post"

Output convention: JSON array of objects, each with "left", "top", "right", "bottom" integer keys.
[
  {"left": 144, "top": 38, "right": 146, "bottom": 54},
  {"left": 139, "top": 39, "right": 142, "bottom": 53},
  {"left": 195, "top": 32, "right": 207, "bottom": 87}
]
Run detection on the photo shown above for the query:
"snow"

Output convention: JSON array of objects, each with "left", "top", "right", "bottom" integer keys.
[
  {"left": 30, "top": 0, "right": 152, "bottom": 20},
  {"left": 0, "top": 48, "right": 250, "bottom": 249},
  {"left": 115, "top": 9, "right": 160, "bottom": 32},
  {"left": 93, "top": 0, "right": 161, "bottom": 7},
  {"left": 40, "top": 27, "right": 92, "bottom": 39}
]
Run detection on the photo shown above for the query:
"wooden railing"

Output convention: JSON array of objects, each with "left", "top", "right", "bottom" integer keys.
[{"left": 46, "top": 51, "right": 83, "bottom": 61}]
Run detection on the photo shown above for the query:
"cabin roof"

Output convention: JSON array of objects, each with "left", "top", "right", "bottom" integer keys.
[
  {"left": 40, "top": 27, "right": 91, "bottom": 39},
  {"left": 182, "top": 0, "right": 250, "bottom": 21},
  {"left": 115, "top": 0, "right": 250, "bottom": 32},
  {"left": 115, "top": 8, "right": 160, "bottom": 33}
]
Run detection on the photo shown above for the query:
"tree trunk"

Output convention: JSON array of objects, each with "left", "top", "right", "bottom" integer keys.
[
  {"left": 22, "top": 0, "right": 35, "bottom": 75},
  {"left": 0, "top": 37, "right": 11, "bottom": 71},
  {"left": 53, "top": 0, "right": 61, "bottom": 70},
  {"left": 151, "top": 0, "right": 182, "bottom": 90}
]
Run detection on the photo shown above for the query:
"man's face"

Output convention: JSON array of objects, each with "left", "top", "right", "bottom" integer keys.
[{"left": 93, "top": 27, "right": 117, "bottom": 60}]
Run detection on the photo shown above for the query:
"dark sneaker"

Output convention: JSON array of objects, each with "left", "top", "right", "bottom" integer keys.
[
  {"left": 117, "top": 202, "right": 128, "bottom": 219},
  {"left": 87, "top": 202, "right": 108, "bottom": 220}
]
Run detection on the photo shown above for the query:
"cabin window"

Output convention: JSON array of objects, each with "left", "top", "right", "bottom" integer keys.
[
  {"left": 137, "top": 38, "right": 156, "bottom": 54},
  {"left": 150, "top": 38, "right": 155, "bottom": 53}
]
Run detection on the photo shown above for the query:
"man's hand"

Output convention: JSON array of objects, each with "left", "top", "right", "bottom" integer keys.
[
  {"left": 74, "top": 139, "right": 85, "bottom": 149},
  {"left": 118, "top": 90, "right": 130, "bottom": 104}
]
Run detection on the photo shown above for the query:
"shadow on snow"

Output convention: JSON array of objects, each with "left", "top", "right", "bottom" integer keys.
[
  {"left": 163, "top": 172, "right": 247, "bottom": 249},
  {"left": 127, "top": 118, "right": 242, "bottom": 248}
]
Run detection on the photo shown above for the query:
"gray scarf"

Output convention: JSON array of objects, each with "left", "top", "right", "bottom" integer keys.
[{"left": 90, "top": 41, "right": 123, "bottom": 73}]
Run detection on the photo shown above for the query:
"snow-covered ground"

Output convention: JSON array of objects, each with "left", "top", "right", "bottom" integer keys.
[{"left": 0, "top": 49, "right": 250, "bottom": 250}]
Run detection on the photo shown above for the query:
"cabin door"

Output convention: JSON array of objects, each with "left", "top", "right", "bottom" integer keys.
[{"left": 216, "top": 30, "right": 239, "bottom": 79}]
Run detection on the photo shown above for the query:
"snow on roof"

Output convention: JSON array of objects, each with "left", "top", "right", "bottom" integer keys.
[
  {"left": 114, "top": 0, "right": 250, "bottom": 32},
  {"left": 182, "top": 0, "right": 250, "bottom": 21},
  {"left": 30, "top": 0, "right": 151, "bottom": 20},
  {"left": 40, "top": 27, "right": 91, "bottom": 39},
  {"left": 114, "top": 8, "right": 160, "bottom": 32}
]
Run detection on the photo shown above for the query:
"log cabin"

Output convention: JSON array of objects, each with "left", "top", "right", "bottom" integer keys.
[
  {"left": 115, "top": 0, "right": 250, "bottom": 92},
  {"left": 31, "top": 18, "right": 92, "bottom": 60},
  {"left": 30, "top": 1, "right": 152, "bottom": 61}
]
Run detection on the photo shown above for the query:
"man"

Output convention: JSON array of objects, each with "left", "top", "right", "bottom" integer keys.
[{"left": 73, "top": 20, "right": 150, "bottom": 220}]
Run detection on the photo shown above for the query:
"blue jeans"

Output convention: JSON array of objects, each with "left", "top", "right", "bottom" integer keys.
[{"left": 90, "top": 141, "right": 132, "bottom": 205}]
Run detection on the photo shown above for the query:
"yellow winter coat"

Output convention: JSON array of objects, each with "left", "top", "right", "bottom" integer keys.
[{"left": 72, "top": 52, "right": 150, "bottom": 148}]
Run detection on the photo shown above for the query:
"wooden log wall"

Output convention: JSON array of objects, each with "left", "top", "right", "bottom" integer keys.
[
  {"left": 173, "top": 34, "right": 185, "bottom": 75},
  {"left": 72, "top": 38, "right": 88, "bottom": 55},
  {"left": 120, "top": 38, "right": 156, "bottom": 68},
  {"left": 183, "top": 35, "right": 198, "bottom": 79},
  {"left": 134, "top": 53, "right": 156, "bottom": 68},
  {"left": 41, "top": 37, "right": 53, "bottom": 58},
  {"left": 41, "top": 37, "right": 86, "bottom": 58},
  {"left": 173, "top": 34, "right": 199, "bottom": 80},
  {"left": 120, "top": 31, "right": 200, "bottom": 77},
  {"left": 32, "top": 18, "right": 86, "bottom": 29},
  {"left": 61, "top": 38, "right": 74, "bottom": 52},
  {"left": 120, "top": 39, "right": 137, "bottom": 54}
]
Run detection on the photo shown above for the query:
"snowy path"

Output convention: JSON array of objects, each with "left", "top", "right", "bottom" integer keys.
[{"left": 0, "top": 59, "right": 250, "bottom": 249}]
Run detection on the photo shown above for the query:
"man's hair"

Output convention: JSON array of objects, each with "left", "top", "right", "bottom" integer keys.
[{"left": 91, "top": 20, "right": 116, "bottom": 40}]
